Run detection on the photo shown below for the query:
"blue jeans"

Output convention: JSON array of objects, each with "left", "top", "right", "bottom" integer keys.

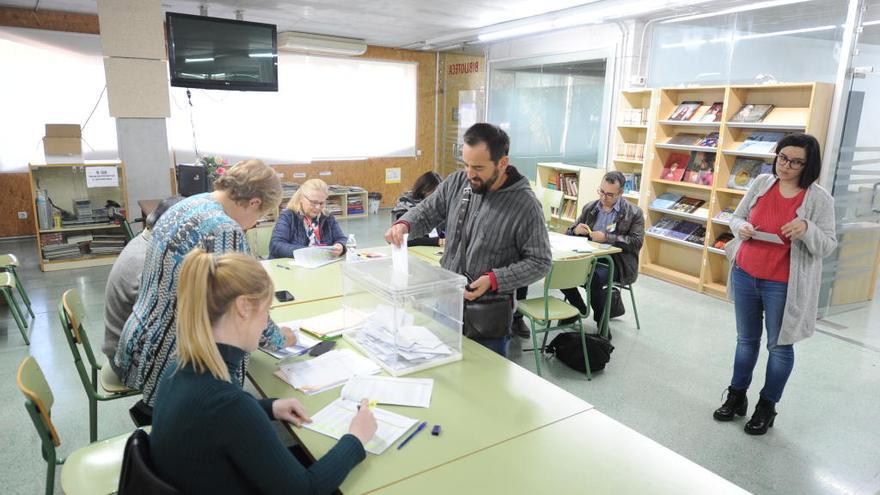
[
  {"left": 731, "top": 265, "right": 794, "bottom": 403},
  {"left": 471, "top": 335, "right": 511, "bottom": 358}
]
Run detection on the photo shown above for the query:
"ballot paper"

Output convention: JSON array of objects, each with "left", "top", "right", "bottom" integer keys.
[
  {"left": 292, "top": 246, "right": 342, "bottom": 269},
  {"left": 349, "top": 305, "right": 454, "bottom": 371},
  {"left": 275, "top": 349, "right": 380, "bottom": 395},
  {"left": 752, "top": 230, "right": 785, "bottom": 245},
  {"left": 304, "top": 398, "right": 418, "bottom": 455},
  {"left": 299, "top": 307, "right": 369, "bottom": 338},
  {"left": 259, "top": 320, "right": 320, "bottom": 359},
  {"left": 548, "top": 232, "right": 597, "bottom": 253},
  {"left": 341, "top": 375, "right": 434, "bottom": 408},
  {"left": 391, "top": 234, "right": 409, "bottom": 286}
]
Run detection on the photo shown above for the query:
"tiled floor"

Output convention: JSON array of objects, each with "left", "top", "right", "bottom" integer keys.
[{"left": 1, "top": 212, "right": 878, "bottom": 495}]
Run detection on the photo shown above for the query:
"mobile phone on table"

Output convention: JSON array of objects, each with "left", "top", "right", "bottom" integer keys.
[
  {"left": 308, "top": 340, "right": 336, "bottom": 357},
  {"left": 274, "top": 290, "right": 295, "bottom": 302}
]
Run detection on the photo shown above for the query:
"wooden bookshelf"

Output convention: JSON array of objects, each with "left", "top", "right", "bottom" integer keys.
[
  {"left": 535, "top": 162, "right": 604, "bottom": 233},
  {"left": 638, "top": 82, "right": 833, "bottom": 298},
  {"left": 612, "top": 89, "right": 656, "bottom": 210},
  {"left": 28, "top": 161, "right": 130, "bottom": 272}
]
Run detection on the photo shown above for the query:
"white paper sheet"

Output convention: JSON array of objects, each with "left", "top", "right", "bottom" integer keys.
[
  {"left": 275, "top": 349, "right": 380, "bottom": 395},
  {"left": 391, "top": 234, "right": 409, "bottom": 287},
  {"left": 341, "top": 375, "right": 434, "bottom": 408},
  {"left": 303, "top": 398, "right": 418, "bottom": 455},
  {"left": 548, "top": 232, "right": 596, "bottom": 253},
  {"left": 299, "top": 307, "right": 369, "bottom": 338},
  {"left": 292, "top": 246, "right": 343, "bottom": 269},
  {"left": 752, "top": 230, "right": 785, "bottom": 245}
]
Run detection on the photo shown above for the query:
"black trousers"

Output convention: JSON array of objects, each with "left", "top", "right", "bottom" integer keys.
[{"left": 560, "top": 265, "right": 617, "bottom": 322}]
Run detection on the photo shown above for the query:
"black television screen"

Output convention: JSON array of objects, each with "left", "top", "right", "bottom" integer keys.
[{"left": 166, "top": 12, "right": 278, "bottom": 91}]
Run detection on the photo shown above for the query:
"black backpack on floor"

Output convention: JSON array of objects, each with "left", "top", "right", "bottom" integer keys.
[{"left": 545, "top": 332, "right": 614, "bottom": 373}]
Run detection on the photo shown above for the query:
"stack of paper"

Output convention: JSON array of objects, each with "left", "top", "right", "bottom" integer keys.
[
  {"left": 292, "top": 246, "right": 342, "bottom": 269},
  {"left": 304, "top": 398, "right": 418, "bottom": 455},
  {"left": 341, "top": 375, "right": 434, "bottom": 408},
  {"left": 275, "top": 349, "right": 380, "bottom": 395},
  {"left": 548, "top": 232, "right": 596, "bottom": 253},
  {"left": 351, "top": 305, "right": 453, "bottom": 370},
  {"left": 300, "top": 307, "right": 369, "bottom": 338}
]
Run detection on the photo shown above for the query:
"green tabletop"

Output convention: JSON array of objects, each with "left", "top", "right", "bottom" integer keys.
[
  {"left": 371, "top": 410, "right": 748, "bottom": 495},
  {"left": 264, "top": 258, "right": 344, "bottom": 307},
  {"left": 408, "top": 241, "right": 621, "bottom": 264},
  {"left": 248, "top": 299, "right": 594, "bottom": 495}
]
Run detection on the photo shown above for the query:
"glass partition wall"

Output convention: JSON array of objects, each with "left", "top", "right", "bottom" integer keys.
[{"left": 487, "top": 50, "right": 614, "bottom": 180}]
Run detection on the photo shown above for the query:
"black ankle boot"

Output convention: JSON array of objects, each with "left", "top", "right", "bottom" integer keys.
[
  {"left": 713, "top": 387, "right": 748, "bottom": 421},
  {"left": 744, "top": 397, "right": 777, "bottom": 435}
]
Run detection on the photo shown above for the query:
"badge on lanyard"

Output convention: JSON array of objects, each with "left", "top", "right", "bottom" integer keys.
[{"left": 607, "top": 222, "right": 617, "bottom": 233}]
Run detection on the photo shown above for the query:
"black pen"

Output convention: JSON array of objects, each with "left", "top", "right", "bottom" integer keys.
[{"left": 276, "top": 264, "right": 292, "bottom": 271}]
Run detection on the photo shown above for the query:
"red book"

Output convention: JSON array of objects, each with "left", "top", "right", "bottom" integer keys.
[{"left": 660, "top": 152, "right": 689, "bottom": 181}]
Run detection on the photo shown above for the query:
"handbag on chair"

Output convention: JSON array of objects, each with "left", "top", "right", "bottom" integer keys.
[{"left": 455, "top": 187, "right": 514, "bottom": 339}]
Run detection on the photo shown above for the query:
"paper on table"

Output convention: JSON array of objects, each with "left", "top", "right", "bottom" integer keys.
[
  {"left": 275, "top": 348, "right": 380, "bottom": 395},
  {"left": 260, "top": 320, "right": 321, "bottom": 359},
  {"left": 292, "top": 246, "right": 342, "bottom": 269},
  {"left": 752, "top": 230, "right": 784, "bottom": 245},
  {"left": 299, "top": 307, "right": 369, "bottom": 338},
  {"left": 548, "top": 232, "right": 596, "bottom": 253},
  {"left": 391, "top": 233, "right": 409, "bottom": 286},
  {"left": 341, "top": 375, "right": 434, "bottom": 408},
  {"left": 303, "top": 398, "right": 418, "bottom": 455}
]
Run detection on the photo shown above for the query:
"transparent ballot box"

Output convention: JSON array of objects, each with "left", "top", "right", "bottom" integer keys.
[{"left": 342, "top": 256, "right": 466, "bottom": 376}]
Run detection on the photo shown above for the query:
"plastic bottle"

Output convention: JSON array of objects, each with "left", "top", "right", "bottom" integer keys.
[
  {"left": 36, "top": 190, "right": 51, "bottom": 230},
  {"left": 346, "top": 233, "right": 358, "bottom": 262}
]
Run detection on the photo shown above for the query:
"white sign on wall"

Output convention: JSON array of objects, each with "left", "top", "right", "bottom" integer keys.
[{"left": 86, "top": 166, "right": 119, "bottom": 188}]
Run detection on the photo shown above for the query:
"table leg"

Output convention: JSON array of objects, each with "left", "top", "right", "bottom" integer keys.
[{"left": 598, "top": 255, "right": 615, "bottom": 339}]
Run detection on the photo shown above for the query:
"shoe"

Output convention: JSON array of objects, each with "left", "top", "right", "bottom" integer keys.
[
  {"left": 713, "top": 387, "right": 748, "bottom": 421},
  {"left": 744, "top": 397, "right": 777, "bottom": 435},
  {"left": 512, "top": 318, "right": 531, "bottom": 338}
]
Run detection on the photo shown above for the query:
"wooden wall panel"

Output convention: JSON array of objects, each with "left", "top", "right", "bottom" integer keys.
[
  {"left": 0, "top": 7, "right": 99, "bottom": 34},
  {"left": 437, "top": 53, "right": 486, "bottom": 178},
  {"left": 0, "top": 173, "right": 37, "bottom": 237},
  {"left": 271, "top": 46, "right": 438, "bottom": 207}
]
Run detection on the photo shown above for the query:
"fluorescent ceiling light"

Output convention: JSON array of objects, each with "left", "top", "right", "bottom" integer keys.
[
  {"left": 863, "top": 20, "right": 880, "bottom": 26},
  {"left": 661, "top": 0, "right": 813, "bottom": 24},
  {"left": 248, "top": 52, "right": 275, "bottom": 58},
  {"left": 184, "top": 57, "right": 214, "bottom": 63},
  {"left": 661, "top": 24, "right": 838, "bottom": 49},
  {"left": 478, "top": 20, "right": 556, "bottom": 42}
]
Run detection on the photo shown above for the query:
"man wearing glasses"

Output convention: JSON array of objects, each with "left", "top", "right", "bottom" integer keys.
[{"left": 560, "top": 171, "right": 644, "bottom": 330}]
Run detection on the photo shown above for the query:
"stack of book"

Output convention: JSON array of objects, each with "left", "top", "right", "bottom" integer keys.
[
  {"left": 547, "top": 172, "right": 579, "bottom": 196},
  {"left": 623, "top": 173, "right": 642, "bottom": 195},
  {"left": 73, "top": 199, "right": 93, "bottom": 221},
  {"left": 559, "top": 199, "right": 578, "bottom": 220},
  {"left": 325, "top": 198, "right": 343, "bottom": 216},
  {"left": 346, "top": 195, "right": 365, "bottom": 215},
  {"left": 647, "top": 218, "right": 705, "bottom": 246},
  {"left": 650, "top": 193, "right": 709, "bottom": 218},
  {"left": 620, "top": 107, "right": 649, "bottom": 126},
  {"left": 713, "top": 232, "right": 735, "bottom": 249},
  {"left": 90, "top": 234, "right": 127, "bottom": 255},
  {"left": 616, "top": 142, "right": 645, "bottom": 161},
  {"left": 714, "top": 207, "right": 735, "bottom": 223}
]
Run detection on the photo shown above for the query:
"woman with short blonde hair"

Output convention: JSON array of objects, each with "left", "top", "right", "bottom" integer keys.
[
  {"left": 151, "top": 249, "right": 376, "bottom": 494},
  {"left": 270, "top": 178, "right": 348, "bottom": 259},
  {"left": 116, "top": 159, "right": 295, "bottom": 418}
]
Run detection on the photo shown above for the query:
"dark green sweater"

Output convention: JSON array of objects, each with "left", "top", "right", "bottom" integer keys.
[{"left": 151, "top": 343, "right": 366, "bottom": 494}]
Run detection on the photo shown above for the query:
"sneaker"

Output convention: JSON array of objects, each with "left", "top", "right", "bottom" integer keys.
[{"left": 512, "top": 318, "right": 531, "bottom": 338}]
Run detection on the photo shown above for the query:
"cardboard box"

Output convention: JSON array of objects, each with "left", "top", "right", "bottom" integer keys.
[
  {"left": 45, "top": 124, "right": 82, "bottom": 138},
  {"left": 43, "top": 124, "right": 82, "bottom": 155}
]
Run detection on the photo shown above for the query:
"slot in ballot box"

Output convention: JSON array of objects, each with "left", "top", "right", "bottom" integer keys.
[{"left": 342, "top": 256, "right": 466, "bottom": 376}]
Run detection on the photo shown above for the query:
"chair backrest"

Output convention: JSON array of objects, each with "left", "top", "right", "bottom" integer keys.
[
  {"left": 17, "top": 356, "right": 61, "bottom": 447},
  {"left": 117, "top": 429, "right": 180, "bottom": 495},
  {"left": 544, "top": 257, "right": 595, "bottom": 291},
  {"left": 246, "top": 226, "right": 272, "bottom": 260},
  {"left": 61, "top": 288, "right": 87, "bottom": 343},
  {"left": 540, "top": 189, "right": 564, "bottom": 224},
  {"left": 60, "top": 289, "right": 103, "bottom": 394}
]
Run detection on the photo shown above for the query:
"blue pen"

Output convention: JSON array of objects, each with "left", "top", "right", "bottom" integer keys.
[{"left": 397, "top": 421, "right": 427, "bottom": 450}]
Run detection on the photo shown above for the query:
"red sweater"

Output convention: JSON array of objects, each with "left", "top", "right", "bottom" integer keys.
[{"left": 737, "top": 182, "right": 806, "bottom": 283}]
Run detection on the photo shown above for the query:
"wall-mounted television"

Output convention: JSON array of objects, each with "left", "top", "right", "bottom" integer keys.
[{"left": 166, "top": 12, "right": 278, "bottom": 92}]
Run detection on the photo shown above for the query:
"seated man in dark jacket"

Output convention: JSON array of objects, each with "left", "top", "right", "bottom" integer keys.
[
  {"left": 560, "top": 171, "right": 644, "bottom": 327},
  {"left": 269, "top": 179, "right": 348, "bottom": 259}
]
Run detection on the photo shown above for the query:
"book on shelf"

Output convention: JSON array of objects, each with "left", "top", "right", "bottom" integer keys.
[
  {"left": 623, "top": 173, "right": 641, "bottom": 195},
  {"left": 685, "top": 226, "right": 707, "bottom": 244},
  {"left": 715, "top": 207, "right": 736, "bottom": 222},
  {"left": 682, "top": 151, "right": 715, "bottom": 186},
  {"left": 728, "top": 158, "right": 771, "bottom": 190},
  {"left": 693, "top": 205, "right": 709, "bottom": 219},
  {"left": 713, "top": 232, "right": 735, "bottom": 249},
  {"left": 730, "top": 104, "right": 774, "bottom": 123},
  {"left": 698, "top": 102, "right": 723, "bottom": 122},
  {"left": 666, "top": 133, "right": 703, "bottom": 146},
  {"left": 648, "top": 217, "right": 679, "bottom": 236},
  {"left": 620, "top": 108, "right": 649, "bottom": 126},
  {"left": 736, "top": 131, "right": 786, "bottom": 154},
  {"left": 40, "top": 232, "right": 64, "bottom": 246},
  {"left": 66, "top": 234, "right": 94, "bottom": 245},
  {"left": 618, "top": 143, "right": 645, "bottom": 161},
  {"left": 669, "top": 197, "right": 705, "bottom": 213},
  {"left": 668, "top": 220, "right": 702, "bottom": 241},
  {"left": 651, "top": 192, "right": 683, "bottom": 210},
  {"left": 660, "top": 152, "right": 690, "bottom": 181},
  {"left": 696, "top": 132, "right": 719, "bottom": 148},
  {"left": 551, "top": 172, "right": 579, "bottom": 196},
  {"left": 560, "top": 199, "right": 578, "bottom": 220},
  {"left": 668, "top": 101, "right": 702, "bottom": 121}
]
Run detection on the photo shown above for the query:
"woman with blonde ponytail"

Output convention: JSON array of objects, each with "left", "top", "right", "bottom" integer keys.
[{"left": 151, "top": 249, "right": 376, "bottom": 494}]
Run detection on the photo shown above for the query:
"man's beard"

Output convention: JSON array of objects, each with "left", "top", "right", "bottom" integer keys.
[{"left": 470, "top": 168, "right": 500, "bottom": 195}]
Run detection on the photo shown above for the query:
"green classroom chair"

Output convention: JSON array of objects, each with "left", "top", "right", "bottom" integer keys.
[
  {"left": 619, "top": 283, "right": 641, "bottom": 330},
  {"left": 1, "top": 272, "right": 30, "bottom": 344},
  {"left": 517, "top": 257, "right": 597, "bottom": 380},
  {"left": 60, "top": 289, "right": 140, "bottom": 443},
  {"left": 0, "top": 253, "right": 35, "bottom": 319},
  {"left": 246, "top": 224, "right": 273, "bottom": 260},
  {"left": 17, "top": 355, "right": 133, "bottom": 495}
]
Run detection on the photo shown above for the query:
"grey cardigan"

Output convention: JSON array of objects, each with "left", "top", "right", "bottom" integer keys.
[{"left": 725, "top": 174, "right": 837, "bottom": 345}]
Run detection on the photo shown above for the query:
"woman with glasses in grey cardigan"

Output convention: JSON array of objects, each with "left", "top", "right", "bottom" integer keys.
[{"left": 714, "top": 133, "right": 837, "bottom": 435}]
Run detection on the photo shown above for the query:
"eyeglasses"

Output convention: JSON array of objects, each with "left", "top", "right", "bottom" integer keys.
[
  {"left": 596, "top": 188, "right": 619, "bottom": 200},
  {"left": 303, "top": 196, "right": 325, "bottom": 207},
  {"left": 776, "top": 152, "right": 806, "bottom": 170}
]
